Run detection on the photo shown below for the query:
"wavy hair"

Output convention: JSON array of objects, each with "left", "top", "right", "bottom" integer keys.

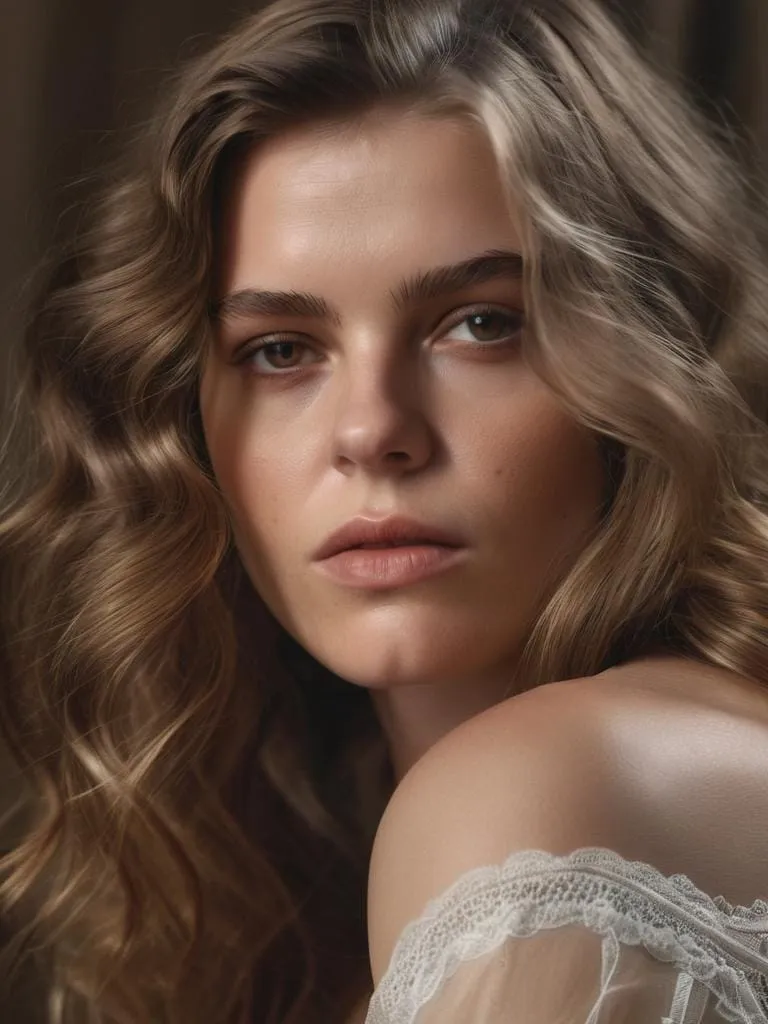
[{"left": 1, "top": 0, "right": 767, "bottom": 1021}]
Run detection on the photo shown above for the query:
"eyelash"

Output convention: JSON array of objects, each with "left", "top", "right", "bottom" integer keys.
[{"left": 234, "top": 305, "right": 526, "bottom": 374}]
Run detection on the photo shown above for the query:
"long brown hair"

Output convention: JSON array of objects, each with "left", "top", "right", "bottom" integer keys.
[{"left": 1, "top": 0, "right": 767, "bottom": 1021}]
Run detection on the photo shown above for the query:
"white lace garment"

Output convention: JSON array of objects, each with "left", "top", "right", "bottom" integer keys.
[{"left": 364, "top": 846, "right": 768, "bottom": 1024}]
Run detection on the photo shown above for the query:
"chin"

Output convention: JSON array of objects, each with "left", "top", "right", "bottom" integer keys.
[{"left": 304, "top": 633, "right": 483, "bottom": 691}]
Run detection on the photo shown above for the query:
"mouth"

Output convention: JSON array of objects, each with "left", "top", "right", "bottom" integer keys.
[
  {"left": 345, "top": 540, "right": 450, "bottom": 550},
  {"left": 311, "top": 514, "right": 466, "bottom": 589},
  {"left": 313, "top": 515, "right": 465, "bottom": 561},
  {"left": 313, "top": 540, "right": 466, "bottom": 590}
]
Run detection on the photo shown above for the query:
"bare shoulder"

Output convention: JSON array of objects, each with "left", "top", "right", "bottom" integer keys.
[
  {"left": 367, "top": 677, "right": 627, "bottom": 984},
  {"left": 367, "top": 656, "right": 768, "bottom": 984}
]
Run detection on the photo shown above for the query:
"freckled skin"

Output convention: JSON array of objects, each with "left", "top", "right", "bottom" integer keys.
[{"left": 200, "top": 108, "right": 606, "bottom": 775}]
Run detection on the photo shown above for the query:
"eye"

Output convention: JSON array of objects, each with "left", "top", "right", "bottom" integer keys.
[
  {"left": 236, "top": 335, "right": 318, "bottom": 374},
  {"left": 442, "top": 308, "right": 525, "bottom": 345}
]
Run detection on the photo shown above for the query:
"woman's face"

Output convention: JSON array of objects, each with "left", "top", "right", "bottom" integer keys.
[{"left": 200, "top": 108, "right": 606, "bottom": 692}]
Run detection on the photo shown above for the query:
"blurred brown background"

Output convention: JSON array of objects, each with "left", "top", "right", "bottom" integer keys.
[{"left": 0, "top": 0, "right": 766, "bottom": 1018}]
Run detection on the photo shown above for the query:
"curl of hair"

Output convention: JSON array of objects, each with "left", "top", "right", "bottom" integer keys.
[{"left": 0, "top": 0, "right": 766, "bottom": 1021}]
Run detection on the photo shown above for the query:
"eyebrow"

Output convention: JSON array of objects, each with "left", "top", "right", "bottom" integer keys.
[{"left": 208, "top": 248, "right": 524, "bottom": 325}]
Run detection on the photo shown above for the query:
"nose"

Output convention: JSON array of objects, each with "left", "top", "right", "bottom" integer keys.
[{"left": 330, "top": 358, "right": 435, "bottom": 476}]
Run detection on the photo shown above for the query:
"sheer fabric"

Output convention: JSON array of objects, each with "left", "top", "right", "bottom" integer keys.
[{"left": 364, "top": 847, "right": 768, "bottom": 1024}]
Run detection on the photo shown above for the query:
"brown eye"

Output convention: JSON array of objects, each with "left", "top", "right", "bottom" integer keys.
[
  {"left": 261, "top": 341, "right": 304, "bottom": 369},
  {"left": 467, "top": 313, "right": 511, "bottom": 341},
  {"left": 445, "top": 309, "right": 525, "bottom": 345},
  {"left": 238, "top": 338, "right": 318, "bottom": 374}
]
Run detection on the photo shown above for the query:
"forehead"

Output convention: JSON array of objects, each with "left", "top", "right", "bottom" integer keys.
[{"left": 214, "top": 109, "right": 521, "bottom": 292}]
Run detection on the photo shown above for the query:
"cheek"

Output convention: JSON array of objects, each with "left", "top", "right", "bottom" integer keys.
[
  {"left": 212, "top": 443, "right": 286, "bottom": 536},
  {"left": 203, "top": 425, "right": 295, "bottom": 608},
  {"left": 484, "top": 403, "right": 605, "bottom": 544},
  {"left": 201, "top": 372, "right": 274, "bottom": 512},
  {"left": 203, "top": 410, "right": 314, "bottom": 575}
]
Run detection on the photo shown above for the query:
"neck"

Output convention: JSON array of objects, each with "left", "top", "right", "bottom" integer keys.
[{"left": 369, "top": 665, "right": 523, "bottom": 783}]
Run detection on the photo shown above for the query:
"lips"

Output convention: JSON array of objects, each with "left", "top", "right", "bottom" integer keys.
[{"left": 313, "top": 515, "right": 465, "bottom": 561}]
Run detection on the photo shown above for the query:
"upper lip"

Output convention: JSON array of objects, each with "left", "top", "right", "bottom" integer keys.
[{"left": 313, "top": 515, "right": 466, "bottom": 560}]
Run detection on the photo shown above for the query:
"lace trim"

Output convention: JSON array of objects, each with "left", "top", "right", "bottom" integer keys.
[{"left": 365, "top": 846, "right": 768, "bottom": 1024}]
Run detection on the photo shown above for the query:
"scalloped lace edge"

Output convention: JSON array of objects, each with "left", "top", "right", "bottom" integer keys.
[{"left": 365, "top": 846, "right": 768, "bottom": 1024}]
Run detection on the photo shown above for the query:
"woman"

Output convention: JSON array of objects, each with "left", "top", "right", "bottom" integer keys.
[{"left": 1, "top": 0, "right": 767, "bottom": 1021}]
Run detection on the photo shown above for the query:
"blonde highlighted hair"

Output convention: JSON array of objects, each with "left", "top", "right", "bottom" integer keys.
[{"left": 0, "top": 0, "right": 766, "bottom": 1021}]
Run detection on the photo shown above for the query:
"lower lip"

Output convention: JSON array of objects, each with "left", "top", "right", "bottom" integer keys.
[{"left": 315, "top": 544, "right": 465, "bottom": 589}]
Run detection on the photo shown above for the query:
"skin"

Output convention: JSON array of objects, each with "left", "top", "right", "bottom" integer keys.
[{"left": 200, "top": 106, "right": 607, "bottom": 781}]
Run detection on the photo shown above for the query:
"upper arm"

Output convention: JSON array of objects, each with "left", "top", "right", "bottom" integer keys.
[{"left": 366, "top": 682, "right": 629, "bottom": 985}]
